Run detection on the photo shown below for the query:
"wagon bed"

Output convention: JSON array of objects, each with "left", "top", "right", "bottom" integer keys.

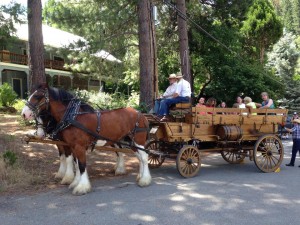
[{"left": 145, "top": 107, "right": 288, "bottom": 177}]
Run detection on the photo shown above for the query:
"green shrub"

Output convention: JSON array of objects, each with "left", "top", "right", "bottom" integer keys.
[
  {"left": 13, "top": 99, "right": 25, "bottom": 113},
  {"left": 3, "top": 150, "right": 17, "bottom": 166},
  {"left": 72, "top": 89, "right": 144, "bottom": 111},
  {"left": 0, "top": 83, "right": 18, "bottom": 107}
]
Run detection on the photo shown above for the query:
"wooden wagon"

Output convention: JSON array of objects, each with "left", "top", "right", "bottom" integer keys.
[{"left": 145, "top": 105, "right": 288, "bottom": 178}]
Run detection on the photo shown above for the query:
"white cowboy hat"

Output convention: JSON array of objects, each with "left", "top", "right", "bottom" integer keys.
[
  {"left": 176, "top": 72, "right": 183, "bottom": 78},
  {"left": 168, "top": 73, "right": 177, "bottom": 79}
]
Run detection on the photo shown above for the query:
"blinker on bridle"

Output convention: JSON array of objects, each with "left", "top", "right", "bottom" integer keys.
[{"left": 25, "top": 88, "right": 49, "bottom": 116}]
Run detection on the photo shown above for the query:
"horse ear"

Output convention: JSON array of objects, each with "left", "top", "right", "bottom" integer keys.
[
  {"left": 38, "top": 83, "right": 49, "bottom": 89},
  {"left": 43, "top": 83, "right": 49, "bottom": 89}
]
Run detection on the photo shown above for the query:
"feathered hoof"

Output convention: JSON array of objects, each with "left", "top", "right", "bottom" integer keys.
[
  {"left": 72, "top": 183, "right": 92, "bottom": 195},
  {"left": 136, "top": 174, "right": 141, "bottom": 182},
  {"left": 137, "top": 176, "right": 151, "bottom": 187},
  {"left": 115, "top": 169, "right": 126, "bottom": 176},
  {"left": 54, "top": 172, "right": 65, "bottom": 179},
  {"left": 60, "top": 175, "right": 74, "bottom": 185},
  {"left": 68, "top": 179, "right": 79, "bottom": 189}
]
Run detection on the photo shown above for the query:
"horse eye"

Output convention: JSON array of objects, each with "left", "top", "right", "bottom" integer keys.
[{"left": 34, "top": 95, "right": 43, "bottom": 100}]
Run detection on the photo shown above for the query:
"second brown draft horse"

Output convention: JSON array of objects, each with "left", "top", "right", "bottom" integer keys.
[{"left": 22, "top": 84, "right": 151, "bottom": 195}]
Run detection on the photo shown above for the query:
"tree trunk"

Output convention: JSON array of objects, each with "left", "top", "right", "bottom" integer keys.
[
  {"left": 151, "top": 4, "right": 159, "bottom": 100},
  {"left": 176, "top": 0, "right": 192, "bottom": 86},
  {"left": 27, "top": 0, "right": 46, "bottom": 93},
  {"left": 137, "top": 0, "right": 155, "bottom": 111}
]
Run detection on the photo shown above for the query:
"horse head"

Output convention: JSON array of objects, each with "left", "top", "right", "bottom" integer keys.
[{"left": 22, "top": 83, "right": 50, "bottom": 120}]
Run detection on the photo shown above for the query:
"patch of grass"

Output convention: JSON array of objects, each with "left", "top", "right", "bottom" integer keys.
[
  {"left": 17, "top": 116, "right": 35, "bottom": 127},
  {"left": 0, "top": 133, "right": 37, "bottom": 193},
  {"left": 3, "top": 150, "right": 17, "bottom": 166}
]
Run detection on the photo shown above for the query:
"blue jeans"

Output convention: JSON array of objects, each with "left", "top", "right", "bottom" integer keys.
[
  {"left": 158, "top": 96, "right": 189, "bottom": 116},
  {"left": 290, "top": 139, "right": 300, "bottom": 165},
  {"left": 154, "top": 99, "right": 161, "bottom": 114}
]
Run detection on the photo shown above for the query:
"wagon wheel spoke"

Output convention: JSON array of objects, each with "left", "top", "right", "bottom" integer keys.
[
  {"left": 176, "top": 146, "right": 201, "bottom": 178},
  {"left": 145, "top": 140, "right": 165, "bottom": 169},
  {"left": 254, "top": 135, "right": 284, "bottom": 173},
  {"left": 221, "top": 148, "right": 245, "bottom": 164}
]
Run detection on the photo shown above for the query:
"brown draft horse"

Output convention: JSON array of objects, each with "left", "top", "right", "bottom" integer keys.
[
  {"left": 34, "top": 113, "right": 128, "bottom": 185},
  {"left": 22, "top": 84, "right": 151, "bottom": 195}
]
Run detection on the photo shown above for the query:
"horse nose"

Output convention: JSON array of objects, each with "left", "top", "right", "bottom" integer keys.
[{"left": 21, "top": 106, "right": 32, "bottom": 120}]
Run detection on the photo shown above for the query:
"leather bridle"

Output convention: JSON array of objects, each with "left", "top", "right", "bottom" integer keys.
[{"left": 25, "top": 88, "right": 49, "bottom": 117}]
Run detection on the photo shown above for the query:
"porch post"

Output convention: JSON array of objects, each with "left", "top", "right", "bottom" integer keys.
[{"left": 0, "top": 66, "right": 3, "bottom": 85}]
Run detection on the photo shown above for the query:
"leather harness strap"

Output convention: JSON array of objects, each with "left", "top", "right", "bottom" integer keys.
[{"left": 48, "top": 103, "right": 149, "bottom": 153}]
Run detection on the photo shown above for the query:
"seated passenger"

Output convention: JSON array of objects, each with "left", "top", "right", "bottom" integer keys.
[
  {"left": 196, "top": 97, "right": 206, "bottom": 115},
  {"left": 232, "top": 96, "right": 246, "bottom": 115},
  {"left": 158, "top": 72, "right": 191, "bottom": 121},
  {"left": 256, "top": 92, "right": 275, "bottom": 109},
  {"left": 206, "top": 97, "right": 216, "bottom": 114},
  {"left": 154, "top": 73, "right": 177, "bottom": 114},
  {"left": 217, "top": 101, "right": 227, "bottom": 114},
  {"left": 244, "top": 96, "right": 257, "bottom": 115},
  {"left": 232, "top": 96, "right": 245, "bottom": 109}
]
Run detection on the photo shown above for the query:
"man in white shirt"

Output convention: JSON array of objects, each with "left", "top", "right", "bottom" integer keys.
[
  {"left": 154, "top": 73, "right": 178, "bottom": 114},
  {"left": 158, "top": 72, "right": 191, "bottom": 121}
]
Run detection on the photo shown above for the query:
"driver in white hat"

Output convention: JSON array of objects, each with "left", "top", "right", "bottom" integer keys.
[
  {"left": 157, "top": 71, "right": 191, "bottom": 121},
  {"left": 153, "top": 73, "right": 178, "bottom": 114}
]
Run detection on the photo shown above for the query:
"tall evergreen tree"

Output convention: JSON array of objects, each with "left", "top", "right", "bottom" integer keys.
[
  {"left": 137, "top": 0, "right": 155, "bottom": 110},
  {"left": 0, "top": 2, "right": 25, "bottom": 49},
  {"left": 27, "top": 0, "right": 46, "bottom": 92},
  {"left": 241, "top": 0, "right": 283, "bottom": 64}
]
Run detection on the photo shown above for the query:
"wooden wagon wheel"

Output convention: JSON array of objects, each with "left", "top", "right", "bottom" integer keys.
[
  {"left": 145, "top": 140, "right": 165, "bottom": 168},
  {"left": 221, "top": 149, "right": 246, "bottom": 164},
  {"left": 176, "top": 145, "right": 201, "bottom": 178},
  {"left": 253, "top": 134, "right": 284, "bottom": 173}
]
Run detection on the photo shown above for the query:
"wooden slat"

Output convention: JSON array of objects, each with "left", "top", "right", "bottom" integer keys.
[{"left": 175, "top": 103, "right": 191, "bottom": 109}]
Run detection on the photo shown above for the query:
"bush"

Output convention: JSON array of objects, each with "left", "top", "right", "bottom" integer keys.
[
  {"left": 13, "top": 99, "right": 25, "bottom": 113},
  {"left": 0, "top": 83, "right": 18, "bottom": 107},
  {"left": 72, "top": 89, "right": 143, "bottom": 111}
]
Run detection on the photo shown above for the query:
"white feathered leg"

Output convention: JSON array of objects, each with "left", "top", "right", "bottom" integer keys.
[
  {"left": 55, "top": 154, "right": 67, "bottom": 179},
  {"left": 135, "top": 151, "right": 142, "bottom": 182},
  {"left": 115, "top": 152, "right": 126, "bottom": 175},
  {"left": 60, "top": 155, "right": 75, "bottom": 185},
  {"left": 72, "top": 169, "right": 91, "bottom": 195},
  {"left": 69, "top": 158, "right": 80, "bottom": 189},
  {"left": 135, "top": 144, "right": 151, "bottom": 187}
]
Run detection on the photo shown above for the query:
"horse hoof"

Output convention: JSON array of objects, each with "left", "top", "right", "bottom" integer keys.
[
  {"left": 61, "top": 176, "right": 74, "bottom": 185},
  {"left": 137, "top": 176, "right": 152, "bottom": 187},
  {"left": 68, "top": 181, "right": 78, "bottom": 189},
  {"left": 55, "top": 173, "right": 64, "bottom": 179},
  {"left": 115, "top": 170, "right": 126, "bottom": 176},
  {"left": 72, "top": 184, "right": 91, "bottom": 195}
]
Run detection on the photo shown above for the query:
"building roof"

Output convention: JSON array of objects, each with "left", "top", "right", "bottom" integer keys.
[{"left": 14, "top": 22, "right": 121, "bottom": 63}]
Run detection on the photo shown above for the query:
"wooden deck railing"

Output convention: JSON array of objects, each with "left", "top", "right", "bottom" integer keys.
[{"left": 0, "top": 50, "right": 70, "bottom": 71}]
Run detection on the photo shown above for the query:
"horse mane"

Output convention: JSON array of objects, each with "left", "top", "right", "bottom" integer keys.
[{"left": 48, "top": 87, "right": 95, "bottom": 113}]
